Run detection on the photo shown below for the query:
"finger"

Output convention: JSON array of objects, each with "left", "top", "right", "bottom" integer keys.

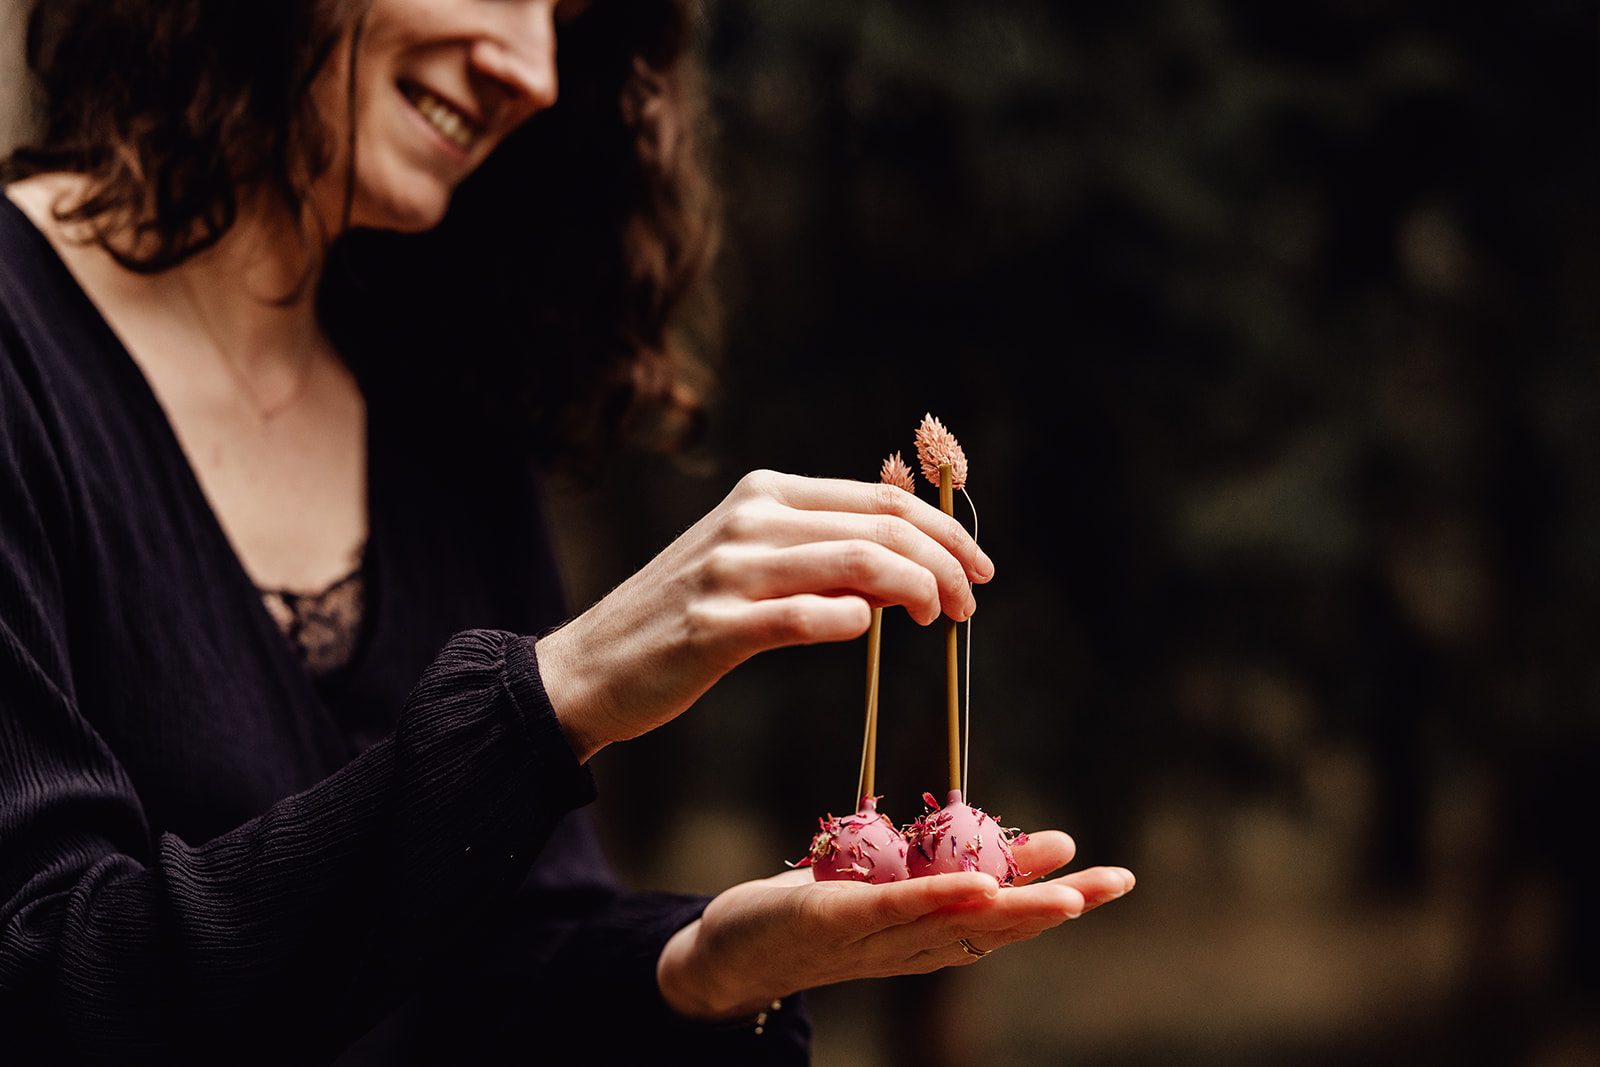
[
  {"left": 763, "top": 869, "right": 818, "bottom": 888},
  {"left": 750, "top": 474, "right": 994, "bottom": 584},
  {"left": 1008, "top": 830, "right": 1076, "bottom": 885},
  {"left": 891, "top": 868, "right": 1132, "bottom": 951},
  {"left": 936, "top": 919, "right": 1059, "bottom": 962},
  {"left": 862, "top": 878, "right": 1085, "bottom": 958},
  {"left": 1050, "top": 866, "right": 1136, "bottom": 912},
  {"left": 819, "top": 869, "right": 1135, "bottom": 980},
  {"left": 909, "top": 937, "right": 997, "bottom": 972},
  {"left": 957, "top": 868, "right": 1133, "bottom": 940},
  {"left": 933, "top": 878, "right": 1087, "bottom": 937},
  {"left": 708, "top": 542, "right": 944, "bottom": 625},
  {"left": 731, "top": 508, "right": 977, "bottom": 621},
  {"left": 706, "top": 594, "right": 874, "bottom": 655},
  {"left": 817, "top": 872, "right": 1000, "bottom": 937}
]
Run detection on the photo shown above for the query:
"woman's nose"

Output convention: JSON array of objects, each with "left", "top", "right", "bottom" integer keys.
[{"left": 470, "top": 4, "right": 559, "bottom": 113}]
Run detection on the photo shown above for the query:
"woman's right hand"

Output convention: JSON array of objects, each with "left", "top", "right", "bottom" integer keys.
[{"left": 534, "top": 469, "right": 993, "bottom": 761}]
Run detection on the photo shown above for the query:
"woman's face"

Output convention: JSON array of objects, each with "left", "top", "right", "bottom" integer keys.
[{"left": 317, "top": 0, "right": 586, "bottom": 233}]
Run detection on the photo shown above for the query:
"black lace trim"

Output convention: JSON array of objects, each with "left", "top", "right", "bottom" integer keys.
[{"left": 260, "top": 559, "right": 366, "bottom": 676}]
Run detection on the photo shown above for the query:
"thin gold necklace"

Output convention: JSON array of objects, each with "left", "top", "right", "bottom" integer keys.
[{"left": 177, "top": 271, "right": 319, "bottom": 423}]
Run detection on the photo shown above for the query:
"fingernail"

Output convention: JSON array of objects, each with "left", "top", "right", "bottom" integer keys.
[
  {"left": 975, "top": 551, "right": 995, "bottom": 580},
  {"left": 1119, "top": 869, "right": 1136, "bottom": 892}
]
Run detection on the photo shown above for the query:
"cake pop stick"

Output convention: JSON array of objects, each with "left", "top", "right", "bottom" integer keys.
[
  {"left": 914, "top": 414, "right": 970, "bottom": 793},
  {"left": 853, "top": 451, "right": 918, "bottom": 804},
  {"left": 906, "top": 415, "right": 1022, "bottom": 883},
  {"left": 855, "top": 607, "right": 882, "bottom": 802},
  {"left": 809, "top": 608, "right": 905, "bottom": 884},
  {"left": 940, "top": 462, "right": 960, "bottom": 793},
  {"left": 793, "top": 452, "right": 919, "bottom": 885},
  {"left": 960, "top": 486, "right": 979, "bottom": 794},
  {"left": 804, "top": 603, "right": 908, "bottom": 886}
]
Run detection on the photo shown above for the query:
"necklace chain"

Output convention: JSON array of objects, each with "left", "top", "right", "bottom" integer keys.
[{"left": 177, "top": 272, "right": 319, "bottom": 423}]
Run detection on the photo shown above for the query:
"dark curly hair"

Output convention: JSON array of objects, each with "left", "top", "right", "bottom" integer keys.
[{"left": 3, "top": 0, "right": 716, "bottom": 472}]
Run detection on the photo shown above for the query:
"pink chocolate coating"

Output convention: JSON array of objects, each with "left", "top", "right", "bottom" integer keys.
[
  {"left": 904, "top": 790, "right": 1021, "bottom": 885},
  {"left": 807, "top": 796, "right": 911, "bottom": 883}
]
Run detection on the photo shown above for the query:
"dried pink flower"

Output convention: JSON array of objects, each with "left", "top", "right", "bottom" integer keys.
[
  {"left": 879, "top": 451, "right": 917, "bottom": 493},
  {"left": 913, "top": 413, "right": 968, "bottom": 490}
]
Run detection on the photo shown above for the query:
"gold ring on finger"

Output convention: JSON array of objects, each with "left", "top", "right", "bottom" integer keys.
[{"left": 958, "top": 937, "right": 990, "bottom": 959}]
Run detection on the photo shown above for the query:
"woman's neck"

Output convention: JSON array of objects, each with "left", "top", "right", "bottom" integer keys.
[
  {"left": 169, "top": 194, "right": 328, "bottom": 383},
  {"left": 7, "top": 172, "right": 332, "bottom": 389}
]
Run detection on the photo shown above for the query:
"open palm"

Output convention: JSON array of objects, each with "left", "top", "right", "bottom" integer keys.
[{"left": 656, "top": 830, "right": 1135, "bottom": 1019}]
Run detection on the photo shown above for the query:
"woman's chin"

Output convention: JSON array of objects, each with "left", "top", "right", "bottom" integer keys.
[{"left": 348, "top": 177, "right": 454, "bottom": 234}]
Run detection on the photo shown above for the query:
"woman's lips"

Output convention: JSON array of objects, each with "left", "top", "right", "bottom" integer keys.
[{"left": 397, "top": 81, "right": 482, "bottom": 153}]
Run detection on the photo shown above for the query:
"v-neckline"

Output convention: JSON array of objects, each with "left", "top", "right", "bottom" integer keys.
[{"left": 0, "top": 191, "right": 387, "bottom": 757}]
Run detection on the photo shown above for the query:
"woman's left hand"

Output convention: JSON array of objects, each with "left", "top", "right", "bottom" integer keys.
[{"left": 654, "top": 830, "right": 1134, "bottom": 1020}]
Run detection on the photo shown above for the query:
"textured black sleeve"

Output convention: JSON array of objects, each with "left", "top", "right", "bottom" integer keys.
[
  {"left": 533, "top": 889, "right": 813, "bottom": 1065},
  {"left": 0, "top": 347, "right": 596, "bottom": 1062},
  {"left": 387, "top": 876, "right": 813, "bottom": 1066}
]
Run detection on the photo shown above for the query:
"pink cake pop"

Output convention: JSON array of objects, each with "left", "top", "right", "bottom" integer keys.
[
  {"left": 904, "top": 790, "right": 1024, "bottom": 885},
  {"left": 798, "top": 796, "right": 910, "bottom": 884}
]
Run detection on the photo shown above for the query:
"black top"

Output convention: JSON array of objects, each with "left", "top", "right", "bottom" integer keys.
[{"left": 0, "top": 195, "right": 809, "bottom": 1065}]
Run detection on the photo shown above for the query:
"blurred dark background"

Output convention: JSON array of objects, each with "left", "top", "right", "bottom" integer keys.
[{"left": 548, "top": 2, "right": 1600, "bottom": 1065}]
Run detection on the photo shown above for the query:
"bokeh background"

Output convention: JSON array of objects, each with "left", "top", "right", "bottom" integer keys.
[{"left": 5, "top": 1, "right": 1597, "bottom": 1064}]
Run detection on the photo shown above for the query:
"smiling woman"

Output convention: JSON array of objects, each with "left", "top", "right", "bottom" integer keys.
[
  {"left": 6, "top": 0, "right": 705, "bottom": 469},
  {"left": 330, "top": 0, "right": 563, "bottom": 229},
  {"left": 0, "top": 0, "right": 1132, "bottom": 1064}
]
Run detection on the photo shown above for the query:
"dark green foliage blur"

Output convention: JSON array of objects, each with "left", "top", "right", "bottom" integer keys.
[{"left": 560, "top": 2, "right": 1598, "bottom": 1063}]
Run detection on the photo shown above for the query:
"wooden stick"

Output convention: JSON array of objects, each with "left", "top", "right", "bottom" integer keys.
[
  {"left": 960, "top": 487, "right": 978, "bottom": 795},
  {"left": 856, "top": 606, "right": 883, "bottom": 803},
  {"left": 940, "top": 463, "right": 961, "bottom": 793}
]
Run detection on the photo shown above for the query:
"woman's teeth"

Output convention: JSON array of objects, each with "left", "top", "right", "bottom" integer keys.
[{"left": 405, "top": 86, "right": 479, "bottom": 152}]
